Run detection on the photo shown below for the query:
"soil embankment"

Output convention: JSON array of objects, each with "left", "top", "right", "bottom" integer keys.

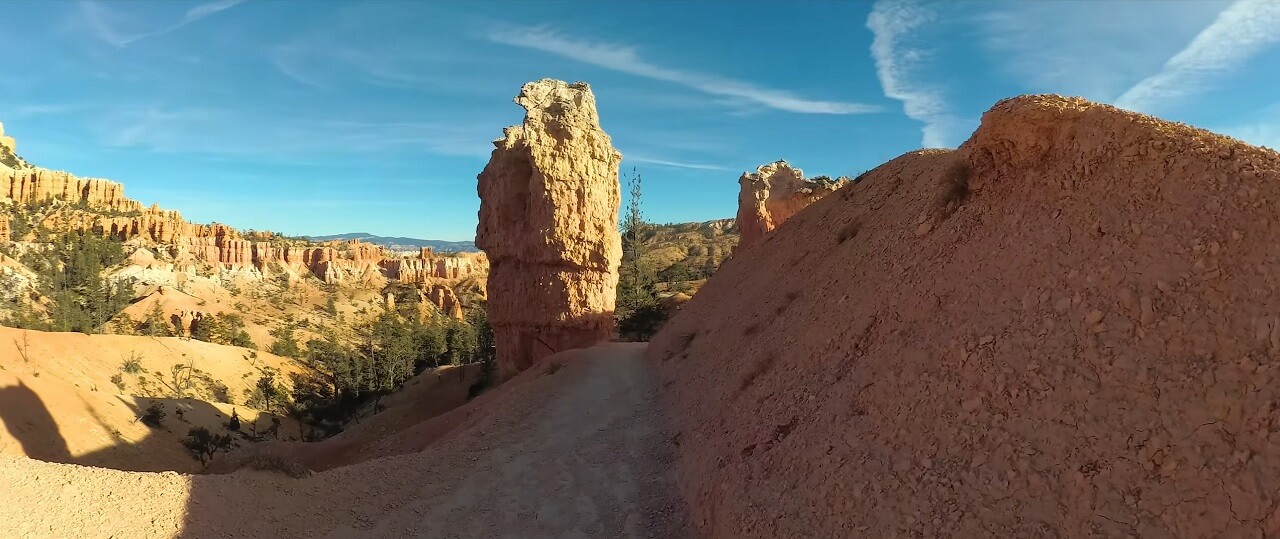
[{"left": 650, "top": 95, "right": 1280, "bottom": 537}]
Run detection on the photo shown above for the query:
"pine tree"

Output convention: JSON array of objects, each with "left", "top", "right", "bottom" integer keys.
[
  {"left": 145, "top": 302, "right": 172, "bottom": 337},
  {"left": 617, "top": 168, "right": 657, "bottom": 320}
]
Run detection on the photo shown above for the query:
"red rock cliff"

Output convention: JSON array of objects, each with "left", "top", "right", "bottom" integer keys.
[
  {"left": 0, "top": 122, "right": 15, "bottom": 158},
  {"left": 380, "top": 249, "right": 489, "bottom": 283},
  {"left": 2, "top": 169, "right": 141, "bottom": 213},
  {"left": 427, "top": 284, "right": 464, "bottom": 320},
  {"left": 476, "top": 79, "right": 622, "bottom": 380},
  {"left": 735, "top": 160, "right": 849, "bottom": 250},
  {"left": 0, "top": 123, "right": 418, "bottom": 284}
]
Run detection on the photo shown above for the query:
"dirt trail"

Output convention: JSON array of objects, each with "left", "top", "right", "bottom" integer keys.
[{"left": 0, "top": 342, "right": 689, "bottom": 538}]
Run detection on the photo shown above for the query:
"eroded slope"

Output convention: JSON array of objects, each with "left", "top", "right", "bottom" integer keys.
[{"left": 650, "top": 95, "right": 1280, "bottom": 537}]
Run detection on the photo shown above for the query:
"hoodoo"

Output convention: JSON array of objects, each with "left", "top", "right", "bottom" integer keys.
[
  {"left": 736, "top": 160, "right": 849, "bottom": 250},
  {"left": 476, "top": 79, "right": 623, "bottom": 380}
]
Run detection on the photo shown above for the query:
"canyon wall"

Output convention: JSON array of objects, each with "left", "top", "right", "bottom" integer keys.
[
  {"left": 735, "top": 160, "right": 849, "bottom": 249},
  {"left": 0, "top": 123, "right": 483, "bottom": 292},
  {"left": 0, "top": 121, "right": 25, "bottom": 170},
  {"left": 66, "top": 203, "right": 388, "bottom": 282},
  {"left": 2, "top": 169, "right": 141, "bottom": 213},
  {"left": 427, "top": 284, "right": 464, "bottom": 320},
  {"left": 476, "top": 79, "right": 622, "bottom": 380},
  {"left": 379, "top": 248, "right": 489, "bottom": 284},
  {"left": 0, "top": 122, "right": 14, "bottom": 156}
]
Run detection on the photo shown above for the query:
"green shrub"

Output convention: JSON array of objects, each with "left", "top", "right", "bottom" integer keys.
[
  {"left": 618, "top": 302, "right": 669, "bottom": 342},
  {"left": 139, "top": 401, "right": 166, "bottom": 428},
  {"left": 182, "top": 426, "right": 235, "bottom": 465}
]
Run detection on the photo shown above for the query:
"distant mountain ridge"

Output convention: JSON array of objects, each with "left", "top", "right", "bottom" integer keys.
[{"left": 308, "top": 233, "right": 478, "bottom": 253}]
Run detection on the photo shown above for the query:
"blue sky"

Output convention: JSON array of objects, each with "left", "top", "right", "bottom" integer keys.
[{"left": 1, "top": 1, "right": 1277, "bottom": 241}]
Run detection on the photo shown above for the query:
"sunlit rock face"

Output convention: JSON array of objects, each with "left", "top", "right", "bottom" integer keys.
[{"left": 476, "top": 79, "right": 622, "bottom": 380}]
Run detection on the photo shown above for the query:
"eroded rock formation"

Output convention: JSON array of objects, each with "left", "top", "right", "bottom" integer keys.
[
  {"left": 379, "top": 248, "right": 489, "bottom": 284},
  {"left": 0, "top": 122, "right": 14, "bottom": 155},
  {"left": 2, "top": 169, "right": 140, "bottom": 212},
  {"left": 0, "top": 122, "right": 25, "bottom": 170},
  {"left": 0, "top": 122, "right": 485, "bottom": 288},
  {"left": 735, "top": 160, "right": 849, "bottom": 249},
  {"left": 427, "top": 284, "right": 464, "bottom": 320},
  {"left": 476, "top": 79, "right": 622, "bottom": 380}
]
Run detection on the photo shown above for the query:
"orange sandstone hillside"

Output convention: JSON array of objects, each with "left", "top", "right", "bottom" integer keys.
[
  {"left": 649, "top": 95, "right": 1280, "bottom": 537},
  {"left": 0, "top": 326, "right": 301, "bottom": 473}
]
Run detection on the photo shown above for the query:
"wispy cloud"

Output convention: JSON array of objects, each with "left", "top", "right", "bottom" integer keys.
[
  {"left": 626, "top": 156, "right": 730, "bottom": 171},
  {"left": 1115, "top": 0, "right": 1280, "bottom": 112},
  {"left": 976, "top": 1, "right": 1226, "bottom": 102},
  {"left": 93, "top": 106, "right": 494, "bottom": 160},
  {"left": 4, "top": 103, "right": 85, "bottom": 118},
  {"left": 486, "top": 25, "right": 879, "bottom": 115},
  {"left": 866, "top": 0, "right": 965, "bottom": 148},
  {"left": 267, "top": 38, "right": 463, "bottom": 93},
  {"left": 269, "top": 46, "right": 332, "bottom": 90},
  {"left": 78, "top": 0, "right": 245, "bottom": 48}
]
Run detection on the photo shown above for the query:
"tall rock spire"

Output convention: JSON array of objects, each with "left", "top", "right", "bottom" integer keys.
[{"left": 476, "top": 79, "right": 623, "bottom": 380}]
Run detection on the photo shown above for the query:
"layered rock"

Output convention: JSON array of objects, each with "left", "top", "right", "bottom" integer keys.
[
  {"left": 49, "top": 197, "right": 390, "bottom": 283},
  {"left": 2, "top": 168, "right": 140, "bottom": 212},
  {"left": 380, "top": 248, "right": 489, "bottom": 284},
  {"left": 0, "top": 122, "right": 14, "bottom": 156},
  {"left": 735, "top": 160, "right": 849, "bottom": 249},
  {"left": 0, "top": 214, "right": 9, "bottom": 242},
  {"left": 0, "top": 122, "right": 447, "bottom": 285},
  {"left": 426, "top": 284, "right": 464, "bottom": 320},
  {"left": 92, "top": 205, "right": 223, "bottom": 243},
  {"left": 476, "top": 79, "right": 622, "bottom": 380},
  {"left": 0, "top": 122, "right": 25, "bottom": 170},
  {"left": 380, "top": 257, "right": 429, "bottom": 283}
]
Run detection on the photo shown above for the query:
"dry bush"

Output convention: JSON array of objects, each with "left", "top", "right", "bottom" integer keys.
[
  {"left": 240, "top": 453, "right": 312, "bottom": 479},
  {"left": 935, "top": 157, "right": 972, "bottom": 219}
]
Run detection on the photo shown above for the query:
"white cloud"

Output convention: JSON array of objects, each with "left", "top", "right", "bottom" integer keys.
[
  {"left": 1115, "top": 0, "right": 1280, "bottom": 112},
  {"left": 94, "top": 106, "right": 493, "bottom": 159},
  {"left": 267, "top": 37, "right": 458, "bottom": 93},
  {"left": 5, "top": 104, "right": 84, "bottom": 118},
  {"left": 626, "top": 156, "right": 730, "bottom": 171},
  {"left": 486, "top": 25, "right": 878, "bottom": 115},
  {"left": 976, "top": 1, "right": 1227, "bottom": 102},
  {"left": 77, "top": 0, "right": 245, "bottom": 48},
  {"left": 269, "top": 46, "right": 332, "bottom": 90},
  {"left": 866, "top": 0, "right": 966, "bottom": 148}
]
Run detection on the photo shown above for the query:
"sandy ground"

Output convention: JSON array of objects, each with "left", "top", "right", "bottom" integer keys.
[
  {"left": 0, "top": 342, "right": 690, "bottom": 538},
  {"left": 207, "top": 362, "right": 485, "bottom": 472},
  {"left": 0, "top": 327, "right": 300, "bottom": 472}
]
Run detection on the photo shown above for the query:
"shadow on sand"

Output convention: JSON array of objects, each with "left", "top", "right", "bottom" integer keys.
[
  {"left": 0, "top": 382, "right": 72, "bottom": 463},
  {"left": 0, "top": 381, "right": 275, "bottom": 473},
  {"left": 177, "top": 340, "right": 694, "bottom": 538}
]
